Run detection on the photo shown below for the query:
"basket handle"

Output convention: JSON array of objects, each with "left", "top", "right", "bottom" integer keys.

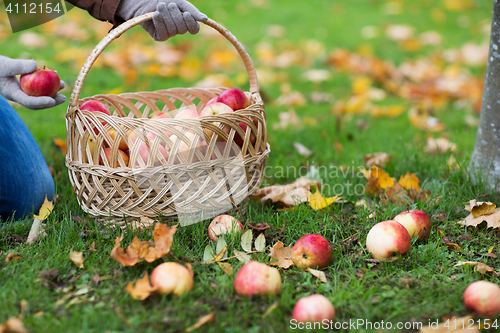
[{"left": 68, "top": 13, "right": 259, "bottom": 111}]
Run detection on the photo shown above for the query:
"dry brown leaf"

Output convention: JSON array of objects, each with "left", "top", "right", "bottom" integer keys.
[
  {"left": 307, "top": 268, "right": 328, "bottom": 283},
  {"left": 269, "top": 241, "right": 294, "bottom": 268},
  {"left": 361, "top": 166, "right": 395, "bottom": 195},
  {"left": 273, "top": 108, "right": 300, "bottom": 130},
  {"left": 424, "top": 137, "right": 457, "bottom": 155},
  {"left": 253, "top": 177, "right": 320, "bottom": 207},
  {"left": 5, "top": 253, "right": 22, "bottom": 262},
  {"left": 364, "top": 152, "right": 392, "bottom": 168},
  {"left": 69, "top": 250, "right": 84, "bottom": 269},
  {"left": 0, "top": 317, "right": 29, "bottom": 333},
  {"left": 53, "top": 138, "right": 68, "bottom": 156},
  {"left": 465, "top": 200, "right": 496, "bottom": 217},
  {"left": 185, "top": 313, "right": 216, "bottom": 332},
  {"left": 459, "top": 205, "right": 500, "bottom": 229},
  {"left": 27, "top": 217, "right": 47, "bottom": 244},
  {"left": 454, "top": 261, "right": 500, "bottom": 277},
  {"left": 110, "top": 223, "right": 177, "bottom": 266},
  {"left": 381, "top": 183, "right": 411, "bottom": 205},
  {"left": 419, "top": 315, "right": 479, "bottom": 333},
  {"left": 125, "top": 272, "right": 157, "bottom": 301},
  {"left": 446, "top": 243, "right": 462, "bottom": 252}
]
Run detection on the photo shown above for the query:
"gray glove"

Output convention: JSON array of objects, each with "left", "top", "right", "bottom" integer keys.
[
  {"left": 116, "top": 0, "right": 207, "bottom": 42},
  {"left": 0, "top": 56, "right": 66, "bottom": 110}
]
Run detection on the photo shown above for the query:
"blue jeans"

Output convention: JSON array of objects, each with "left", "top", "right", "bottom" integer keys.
[{"left": 0, "top": 94, "right": 54, "bottom": 221}]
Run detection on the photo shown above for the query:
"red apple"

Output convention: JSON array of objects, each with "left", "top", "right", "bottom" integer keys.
[
  {"left": 107, "top": 127, "right": 129, "bottom": 151},
  {"left": 208, "top": 215, "right": 244, "bottom": 241},
  {"left": 81, "top": 99, "right": 111, "bottom": 116},
  {"left": 292, "top": 294, "right": 335, "bottom": 323},
  {"left": 291, "top": 234, "right": 332, "bottom": 269},
  {"left": 463, "top": 281, "right": 500, "bottom": 317},
  {"left": 217, "top": 88, "right": 250, "bottom": 111},
  {"left": 150, "top": 262, "right": 193, "bottom": 296},
  {"left": 150, "top": 111, "right": 172, "bottom": 120},
  {"left": 234, "top": 261, "right": 281, "bottom": 296},
  {"left": 168, "top": 132, "right": 207, "bottom": 163},
  {"left": 393, "top": 209, "right": 431, "bottom": 241},
  {"left": 206, "top": 96, "right": 218, "bottom": 106},
  {"left": 199, "top": 102, "right": 234, "bottom": 141},
  {"left": 20, "top": 66, "right": 60, "bottom": 97},
  {"left": 100, "top": 147, "right": 129, "bottom": 168},
  {"left": 365, "top": 220, "right": 411, "bottom": 261},
  {"left": 174, "top": 108, "right": 199, "bottom": 120},
  {"left": 234, "top": 121, "right": 257, "bottom": 147},
  {"left": 135, "top": 132, "right": 169, "bottom": 167}
]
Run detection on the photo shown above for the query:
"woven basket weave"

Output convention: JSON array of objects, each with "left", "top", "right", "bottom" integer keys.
[{"left": 65, "top": 14, "right": 270, "bottom": 227}]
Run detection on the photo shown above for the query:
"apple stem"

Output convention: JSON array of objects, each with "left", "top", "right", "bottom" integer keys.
[{"left": 42, "top": 66, "right": 46, "bottom": 70}]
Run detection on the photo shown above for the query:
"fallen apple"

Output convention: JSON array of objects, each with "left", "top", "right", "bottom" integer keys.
[
  {"left": 234, "top": 261, "right": 281, "bottom": 296},
  {"left": 208, "top": 215, "right": 244, "bottom": 241},
  {"left": 150, "top": 262, "right": 194, "bottom": 296},
  {"left": 393, "top": 209, "right": 431, "bottom": 241},
  {"left": 217, "top": 88, "right": 250, "bottom": 111},
  {"left": 291, "top": 294, "right": 335, "bottom": 323},
  {"left": 365, "top": 220, "right": 411, "bottom": 261},
  {"left": 463, "top": 281, "right": 500, "bottom": 317},
  {"left": 291, "top": 234, "right": 332, "bottom": 269},
  {"left": 20, "top": 65, "right": 60, "bottom": 97}
]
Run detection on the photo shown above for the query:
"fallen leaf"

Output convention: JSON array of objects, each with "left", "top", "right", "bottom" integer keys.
[
  {"left": 308, "top": 191, "right": 341, "bottom": 210},
  {"left": 241, "top": 230, "right": 253, "bottom": 252},
  {"left": 424, "top": 137, "right": 457, "bottom": 154},
  {"left": 254, "top": 233, "right": 266, "bottom": 252},
  {"left": 293, "top": 142, "right": 313, "bottom": 157},
  {"left": 217, "top": 262, "right": 233, "bottom": 276},
  {"left": 459, "top": 201, "right": 500, "bottom": 229},
  {"left": 248, "top": 222, "right": 271, "bottom": 231},
  {"left": 262, "top": 301, "right": 279, "bottom": 319},
  {"left": 454, "top": 261, "right": 500, "bottom": 277},
  {"left": 364, "top": 152, "right": 392, "bottom": 168},
  {"left": 361, "top": 166, "right": 395, "bottom": 195},
  {"left": 233, "top": 249, "right": 252, "bottom": 263},
  {"left": 398, "top": 173, "right": 421, "bottom": 191},
  {"left": 381, "top": 183, "right": 411, "bottom": 205},
  {"left": 34, "top": 195, "right": 53, "bottom": 221},
  {"left": 27, "top": 217, "right": 47, "bottom": 244},
  {"left": 269, "top": 241, "right": 294, "bottom": 268},
  {"left": 53, "top": 138, "right": 68, "bottom": 155},
  {"left": 465, "top": 200, "right": 496, "bottom": 217},
  {"left": 69, "top": 250, "right": 84, "bottom": 269},
  {"left": 446, "top": 243, "right": 462, "bottom": 252},
  {"left": 185, "top": 313, "right": 215, "bottom": 332},
  {"left": 0, "top": 317, "right": 29, "bottom": 333},
  {"left": 203, "top": 245, "right": 214, "bottom": 263},
  {"left": 386, "top": 24, "right": 414, "bottom": 41},
  {"left": 144, "top": 224, "right": 177, "bottom": 262},
  {"left": 308, "top": 268, "right": 328, "bottom": 283},
  {"left": 207, "top": 246, "right": 228, "bottom": 264},
  {"left": 273, "top": 108, "right": 300, "bottom": 130},
  {"left": 253, "top": 177, "right": 320, "bottom": 207},
  {"left": 6, "top": 253, "right": 22, "bottom": 262},
  {"left": 125, "top": 272, "right": 157, "bottom": 301}
]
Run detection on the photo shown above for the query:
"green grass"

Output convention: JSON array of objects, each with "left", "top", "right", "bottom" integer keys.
[{"left": 1, "top": 0, "right": 500, "bottom": 332}]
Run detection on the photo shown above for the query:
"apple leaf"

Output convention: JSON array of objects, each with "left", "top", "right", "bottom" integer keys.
[
  {"left": 233, "top": 249, "right": 251, "bottom": 263},
  {"left": 217, "top": 262, "right": 233, "bottom": 276},
  {"left": 69, "top": 250, "right": 84, "bottom": 269},
  {"left": 125, "top": 272, "right": 157, "bottom": 301},
  {"left": 308, "top": 191, "right": 342, "bottom": 210},
  {"left": 307, "top": 268, "right": 328, "bottom": 283},
  {"left": 254, "top": 233, "right": 266, "bottom": 252},
  {"left": 268, "top": 241, "right": 294, "bottom": 269},
  {"left": 203, "top": 245, "right": 214, "bottom": 263},
  {"left": 208, "top": 246, "right": 227, "bottom": 264},
  {"left": 216, "top": 237, "right": 228, "bottom": 259},
  {"left": 185, "top": 313, "right": 216, "bottom": 332},
  {"left": 241, "top": 230, "right": 253, "bottom": 252}
]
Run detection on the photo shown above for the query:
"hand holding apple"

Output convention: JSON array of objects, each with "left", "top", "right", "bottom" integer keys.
[{"left": 20, "top": 66, "right": 61, "bottom": 98}]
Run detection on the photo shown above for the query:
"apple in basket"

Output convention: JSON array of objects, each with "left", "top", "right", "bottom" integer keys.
[
  {"left": 199, "top": 102, "right": 234, "bottom": 142},
  {"left": 150, "top": 111, "right": 172, "bottom": 120},
  {"left": 107, "top": 127, "right": 129, "bottom": 151},
  {"left": 81, "top": 99, "right": 112, "bottom": 134},
  {"left": 174, "top": 109, "right": 199, "bottom": 120},
  {"left": 20, "top": 66, "right": 60, "bottom": 97},
  {"left": 100, "top": 147, "right": 129, "bottom": 168},
  {"left": 135, "top": 132, "right": 169, "bottom": 167},
  {"left": 217, "top": 88, "right": 250, "bottom": 111},
  {"left": 234, "top": 119, "right": 257, "bottom": 147}
]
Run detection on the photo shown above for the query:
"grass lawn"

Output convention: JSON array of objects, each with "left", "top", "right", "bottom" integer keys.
[{"left": 2, "top": 0, "right": 500, "bottom": 332}]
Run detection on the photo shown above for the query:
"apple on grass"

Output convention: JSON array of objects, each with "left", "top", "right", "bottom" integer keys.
[
  {"left": 208, "top": 215, "right": 243, "bottom": 241},
  {"left": 291, "top": 234, "right": 332, "bottom": 269},
  {"left": 365, "top": 220, "right": 411, "bottom": 261},
  {"left": 150, "top": 262, "right": 193, "bottom": 296},
  {"left": 217, "top": 88, "right": 250, "bottom": 111},
  {"left": 20, "top": 66, "right": 60, "bottom": 97},
  {"left": 393, "top": 209, "right": 431, "bottom": 241},
  {"left": 234, "top": 261, "right": 281, "bottom": 296},
  {"left": 292, "top": 294, "right": 335, "bottom": 323},
  {"left": 463, "top": 281, "right": 500, "bottom": 317}
]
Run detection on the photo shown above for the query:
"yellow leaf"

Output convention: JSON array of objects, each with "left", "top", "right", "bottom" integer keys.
[
  {"left": 465, "top": 200, "right": 496, "bottom": 218},
  {"left": 398, "top": 173, "right": 421, "bottom": 191},
  {"left": 34, "top": 195, "right": 53, "bottom": 221},
  {"left": 125, "top": 272, "right": 157, "bottom": 301},
  {"left": 488, "top": 246, "right": 494, "bottom": 253},
  {"left": 5, "top": 253, "right": 22, "bottom": 262},
  {"left": 308, "top": 191, "right": 341, "bottom": 210},
  {"left": 52, "top": 138, "right": 67, "bottom": 155},
  {"left": 0, "top": 317, "right": 29, "bottom": 333},
  {"left": 446, "top": 243, "right": 461, "bottom": 252},
  {"left": 217, "top": 262, "right": 233, "bottom": 276},
  {"left": 69, "top": 250, "right": 84, "bottom": 269}
]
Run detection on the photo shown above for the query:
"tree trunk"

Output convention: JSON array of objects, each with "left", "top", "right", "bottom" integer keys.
[{"left": 469, "top": 1, "right": 500, "bottom": 187}]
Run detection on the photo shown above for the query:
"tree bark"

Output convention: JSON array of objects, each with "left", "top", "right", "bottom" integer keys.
[{"left": 469, "top": 0, "right": 500, "bottom": 187}]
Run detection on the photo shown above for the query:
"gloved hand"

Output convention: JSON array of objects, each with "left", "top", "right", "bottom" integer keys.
[
  {"left": 116, "top": 0, "right": 208, "bottom": 42},
  {"left": 0, "top": 56, "right": 66, "bottom": 110}
]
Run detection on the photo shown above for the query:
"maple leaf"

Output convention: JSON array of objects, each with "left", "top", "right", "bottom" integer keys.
[
  {"left": 380, "top": 183, "right": 411, "bottom": 205},
  {"left": 125, "top": 272, "right": 157, "bottom": 301},
  {"left": 459, "top": 200, "right": 500, "bottom": 229},
  {"left": 361, "top": 166, "right": 395, "bottom": 195},
  {"left": 52, "top": 138, "right": 67, "bottom": 155},
  {"left": 268, "top": 241, "right": 294, "bottom": 269},
  {"left": 34, "top": 195, "right": 53, "bottom": 221},
  {"left": 308, "top": 191, "right": 341, "bottom": 210},
  {"left": 398, "top": 172, "right": 421, "bottom": 191},
  {"left": 144, "top": 224, "right": 177, "bottom": 263},
  {"left": 454, "top": 261, "right": 500, "bottom": 277},
  {"left": 110, "top": 236, "right": 151, "bottom": 267}
]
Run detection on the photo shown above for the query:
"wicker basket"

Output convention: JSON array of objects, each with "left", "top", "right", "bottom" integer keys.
[{"left": 65, "top": 13, "right": 270, "bottom": 227}]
